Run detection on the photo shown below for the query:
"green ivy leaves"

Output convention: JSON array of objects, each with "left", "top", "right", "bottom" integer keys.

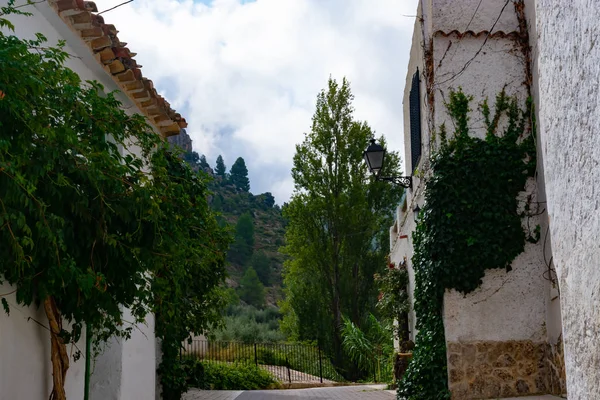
[{"left": 398, "top": 90, "right": 536, "bottom": 400}]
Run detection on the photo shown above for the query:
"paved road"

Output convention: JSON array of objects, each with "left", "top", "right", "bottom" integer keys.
[{"left": 184, "top": 385, "right": 395, "bottom": 400}]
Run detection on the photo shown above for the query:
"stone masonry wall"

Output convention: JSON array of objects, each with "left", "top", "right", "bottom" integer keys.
[
  {"left": 447, "top": 340, "right": 551, "bottom": 399},
  {"left": 546, "top": 336, "right": 567, "bottom": 396}
]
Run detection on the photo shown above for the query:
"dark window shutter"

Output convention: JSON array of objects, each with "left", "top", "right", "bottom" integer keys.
[{"left": 409, "top": 70, "right": 422, "bottom": 173}]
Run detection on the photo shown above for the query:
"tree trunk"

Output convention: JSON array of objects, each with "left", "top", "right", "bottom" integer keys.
[
  {"left": 331, "top": 287, "right": 343, "bottom": 368},
  {"left": 331, "top": 249, "right": 347, "bottom": 375},
  {"left": 44, "top": 296, "right": 69, "bottom": 400},
  {"left": 352, "top": 261, "right": 359, "bottom": 323}
]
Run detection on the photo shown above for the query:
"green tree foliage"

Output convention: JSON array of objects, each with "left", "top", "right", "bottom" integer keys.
[
  {"left": 0, "top": 12, "right": 229, "bottom": 400},
  {"left": 211, "top": 194, "right": 224, "bottom": 212},
  {"left": 230, "top": 157, "right": 250, "bottom": 192},
  {"left": 238, "top": 267, "right": 265, "bottom": 308},
  {"left": 199, "top": 154, "right": 210, "bottom": 170},
  {"left": 281, "top": 77, "right": 403, "bottom": 379},
  {"left": 228, "top": 212, "right": 254, "bottom": 265},
  {"left": 179, "top": 151, "right": 287, "bottom": 304},
  {"left": 183, "top": 151, "right": 200, "bottom": 166},
  {"left": 263, "top": 192, "right": 275, "bottom": 208},
  {"left": 215, "top": 155, "right": 227, "bottom": 178},
  {"left": 250, "top": 251, "right": 272, "bottom": 286},
  {"left": 151, "top": 152, "right": 231, "bottom": 400}
]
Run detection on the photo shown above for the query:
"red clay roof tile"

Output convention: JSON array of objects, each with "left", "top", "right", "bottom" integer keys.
[{"left": 49, "top": 0, "right": 187, "bottom": 137}]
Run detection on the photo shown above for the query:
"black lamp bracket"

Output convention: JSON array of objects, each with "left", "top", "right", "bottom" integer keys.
[{"left": 376, "top": 176, "right": 412, "bottom": 189}]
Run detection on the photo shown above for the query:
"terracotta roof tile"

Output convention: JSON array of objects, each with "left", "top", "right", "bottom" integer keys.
[{"left": 48, "top": 0, "right": 187, "bottom": 137}]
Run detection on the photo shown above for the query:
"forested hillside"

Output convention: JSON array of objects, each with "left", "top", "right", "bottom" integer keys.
[
  {"left": 167, "top": 78, "right": 402, "bottom": 382},
  {"left": 180, "top": 150, "right": 287, "bottom": 307}
]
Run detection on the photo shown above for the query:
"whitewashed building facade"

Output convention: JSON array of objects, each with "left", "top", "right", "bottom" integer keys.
[
  {"left": 0, "top": 0, "right": 186, "bottom": 398},
  {"left": 391, "top": 0, "right": 572, "bottom": 398}
]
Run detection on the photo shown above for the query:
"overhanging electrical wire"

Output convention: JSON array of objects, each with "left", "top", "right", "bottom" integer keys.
[{"left": 98, "top": 0, "right": 134, "bottom": 15}]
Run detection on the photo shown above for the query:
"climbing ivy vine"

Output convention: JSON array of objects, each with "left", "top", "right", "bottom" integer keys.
[
  {"left": 398, "top": 89, "right": 536, "bottom": 399},
  {"left": 0, "top": 6, "right": 229, "bottom": 399}
]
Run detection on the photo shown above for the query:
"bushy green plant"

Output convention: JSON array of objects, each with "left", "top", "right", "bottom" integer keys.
[
  {"left": 375, "top": 263, "right": 410, "bottom": 341},
  {"left": 228, "top": 213, "right": 255, "bottom": 265},
  {"left": 256, "top": 348, "right": 287, "bottom": 366},
  {"left": 341, "top": 314, "right": 394, "bottom": 382},
  {"left": 186, "top": 361, "right": 278, "bottom": 390}
]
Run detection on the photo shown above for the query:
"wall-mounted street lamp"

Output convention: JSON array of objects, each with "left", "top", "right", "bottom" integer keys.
[{"left": 363, "top": 139, "right": 412, "bottom": 189}]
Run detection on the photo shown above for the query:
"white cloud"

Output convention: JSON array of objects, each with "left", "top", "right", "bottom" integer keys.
[{"left": 100, "top": 0, "right": 419, "bottom": 203}]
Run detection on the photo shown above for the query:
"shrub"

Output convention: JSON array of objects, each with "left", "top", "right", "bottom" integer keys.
[
  {"left": 214, "top": 315, "right": 285, "bottom": 343},
  {"left": 256, "top": 348, "right": 287, "bottom": 366},
  {"left": 186, "top": 361, "right": 278, "bottom": 390}
]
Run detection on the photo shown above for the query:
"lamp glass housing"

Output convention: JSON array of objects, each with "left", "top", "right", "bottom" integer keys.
[{"left": 363, "top": 139, "right": 386, "bottom": 176}]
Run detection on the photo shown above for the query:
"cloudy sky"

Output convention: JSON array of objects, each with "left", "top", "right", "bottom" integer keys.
[{"left": 100, "top": 0, "right": 419, "bottom": 203}]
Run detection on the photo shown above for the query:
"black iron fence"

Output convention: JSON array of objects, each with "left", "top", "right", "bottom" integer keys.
[{"left": 181, "top": 340, "right": 345, "bottom": 384}]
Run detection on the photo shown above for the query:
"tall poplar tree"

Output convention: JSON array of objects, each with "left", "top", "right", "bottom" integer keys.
[{"left": 281, "top": 77, "right": 403, "bottom": 378}]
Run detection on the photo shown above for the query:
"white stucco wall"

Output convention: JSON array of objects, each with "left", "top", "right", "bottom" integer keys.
[
  {"left": 522, "top": 0, "right": 564, "bottom": 348},
  {"left": 90, "top": 335, "right": 123, "bottom": 400},
  {"left": 394, "top": 0, "right": 555, "bottom": 351},
  {"left": 1, "top": 1, "right": 139, "bottom": 111},
  {"left": 1, "top": 2, "right": 159, "bottom": 399},
  {"left": 402, "top": 2, "right": 426, "bottom": 180},
  {"left": 431, "top": 0, "right": 518, "bottom": 33},
  {"left": 90, "top": 310, "right": 156, "bottom": 400},
  {"left": 536, "top": 1, "right": 600, "bottom": 398},
  {"left": 391, "top": 4, "right": 427, "bottom": 343},
  {"left": 390, "top": 214, "right": 417, "bottom": 342},
  {"left": 433, "top": 34, "right": 529, "bottom": 138},
  {"left": 433, "top": 1, "right": 549, "bottom": 345},
  {"left": 0, "top": 282, "right": 86, "bottom": 400},
  {"left": 122, "top": 309, "right": 156, "bottom": 400}
]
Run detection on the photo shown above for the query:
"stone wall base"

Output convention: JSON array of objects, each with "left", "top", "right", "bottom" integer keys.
[
  {"left": 447, "top": 340, "right": 566, "bottom": 399},
  {"left": 545, "top": 336, "right": 567, "bottom": 395}
]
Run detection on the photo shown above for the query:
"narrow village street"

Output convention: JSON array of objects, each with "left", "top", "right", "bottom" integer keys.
[
  {"left": 184, "top": 389, "right": 565, "bottom": 400},
  {"left": 183, "top": 385, "right": 395, "bottom": 400},
  {"left": 0, "top": 0, "right": 595, "bottom": 398}
]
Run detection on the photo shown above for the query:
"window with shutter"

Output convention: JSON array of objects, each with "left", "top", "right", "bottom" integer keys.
[{"left": 409, "top": 69, "right": 422, "bottom": 173}]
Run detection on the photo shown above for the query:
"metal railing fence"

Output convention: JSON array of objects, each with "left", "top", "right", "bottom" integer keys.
[{"left": 181, "top": 340, "right": 346, "bottom": 384}]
